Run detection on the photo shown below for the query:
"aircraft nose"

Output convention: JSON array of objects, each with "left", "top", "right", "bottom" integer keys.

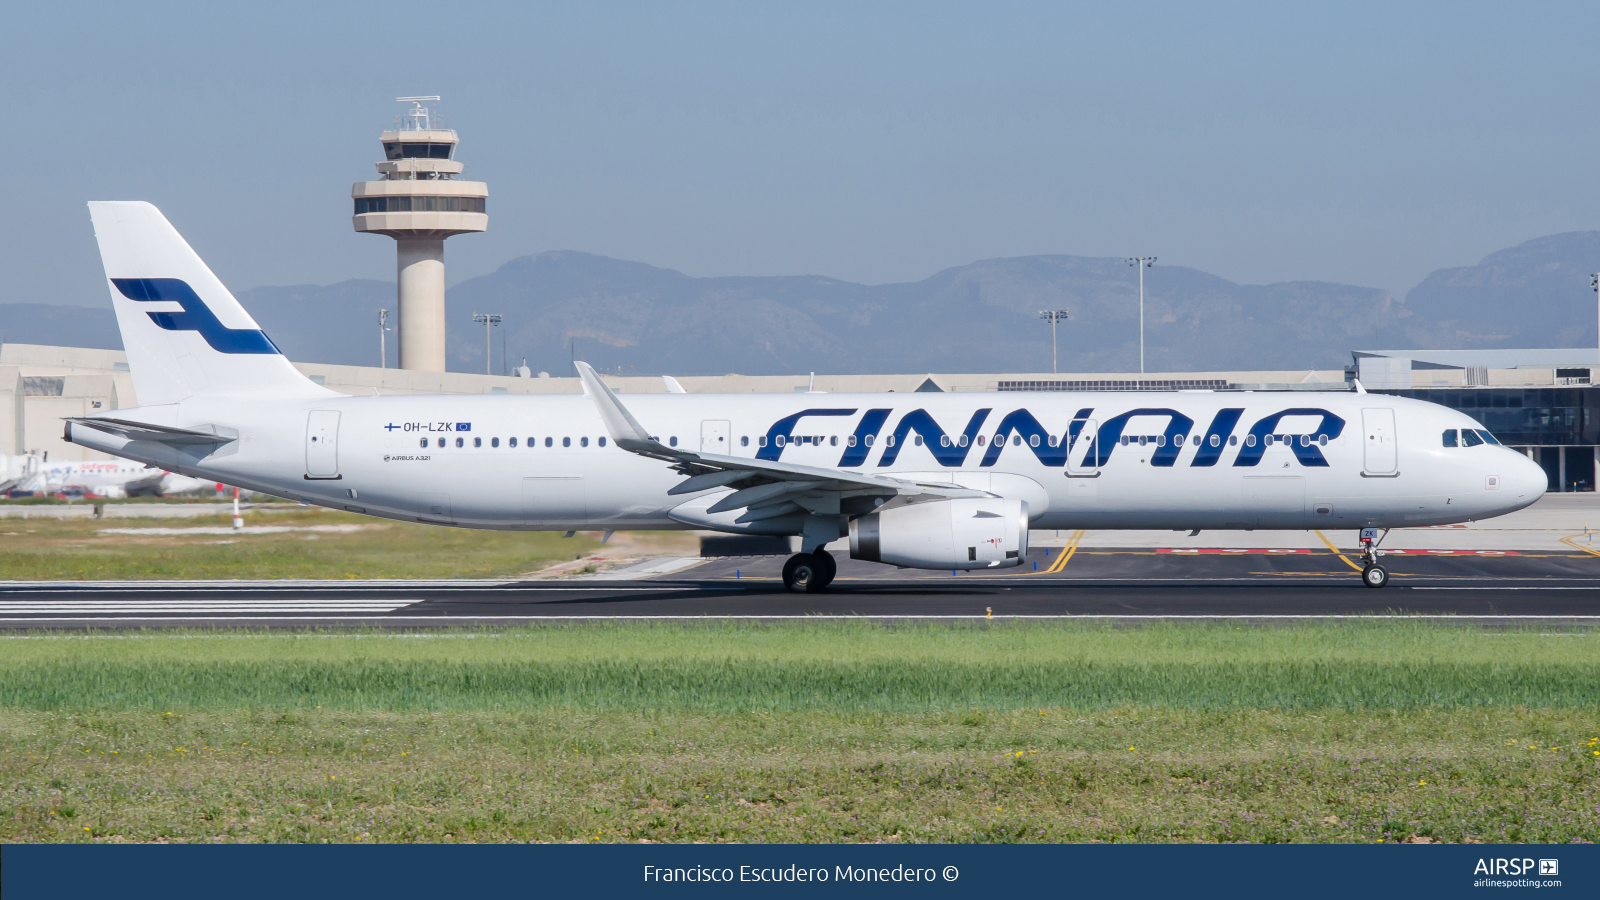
[{"left": 1506, "top": 451, "right": 1548, "bottom": 505}]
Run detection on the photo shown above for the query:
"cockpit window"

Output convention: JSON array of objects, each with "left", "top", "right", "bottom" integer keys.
[
  {"left": 1442, "top": 429, "right": 1458, "bottom": 447},
  {"left": 1476, "top": 429, "right": 1500, "bottom": 445},
  {"left": 1461, "top": 428, "right": 1484, "bottom": 447}
]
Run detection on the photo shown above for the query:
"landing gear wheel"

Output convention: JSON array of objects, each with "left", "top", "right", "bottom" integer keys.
[
  {"left": 812, "top": 550, "right": 837, "bottom": 590},
  {"left": 1362, "top": 565, "right": 1389, "bottom": 589},
  {"left": 782, "top": 553, "right": 823, "bottom": 593}
]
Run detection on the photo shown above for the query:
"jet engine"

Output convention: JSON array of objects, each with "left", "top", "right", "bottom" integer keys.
[{"left": 849, "top": 497, "right": 1029, "bottom": 570}]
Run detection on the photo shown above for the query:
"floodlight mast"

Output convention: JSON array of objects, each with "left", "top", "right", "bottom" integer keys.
[
  {"left": 378, "top": 308, "right": 391, "bottom": 369},
  {"left": 1591, "top": 273, "right": 1599, "bottom": 352},
  {"left": 1128, "top": 256, "right": 1156, "bottom": 374},
  {"left": 1038, "top": 309, "right": 1070, "bottom": 374},
  {"left": 472, "top": 313, "right": 502, "bottom": 375}
]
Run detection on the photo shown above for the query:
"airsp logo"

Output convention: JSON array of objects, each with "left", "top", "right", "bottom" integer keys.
[{"left": 1473, "top": 858, "right": 1551, "bottom": 876}]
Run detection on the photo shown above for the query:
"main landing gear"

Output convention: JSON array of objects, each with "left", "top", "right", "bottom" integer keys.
[
  {"left": 1358, "top": 527, "right": 1390, "bottom": 589},
  {"left": 782, "top": 549, "right": 837, "bottom": 593}
]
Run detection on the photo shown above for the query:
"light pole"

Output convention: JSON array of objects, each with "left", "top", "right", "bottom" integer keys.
[
  {"left": 1128, "top": 256, "right": 1156, "bottom": 374},
  {"left": 1591, "top": 273, "right": 1599, "bottom": 353},
  {"left": 1038, "top": 309, "right": 1070, "bottom": 374},
  {"left": 472, "top": 313, "right": 502, "bottom": 376},
  {"left": 378, "top": 309, "right": 391, "bottom": 369}
]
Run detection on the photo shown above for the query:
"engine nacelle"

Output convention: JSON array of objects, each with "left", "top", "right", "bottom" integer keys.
[{"left": 849, "top": 497, "right": 1029, "bottom": 570}]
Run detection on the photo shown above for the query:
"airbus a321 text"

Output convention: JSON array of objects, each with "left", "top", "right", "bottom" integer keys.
[{"left": 64, "top": 202, "right": 1548, "bottom": 591}]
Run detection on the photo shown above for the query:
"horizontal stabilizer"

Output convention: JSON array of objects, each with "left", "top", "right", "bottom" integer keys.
[{"left": 65, "top": 417, "right": 235, "bottom": 446}]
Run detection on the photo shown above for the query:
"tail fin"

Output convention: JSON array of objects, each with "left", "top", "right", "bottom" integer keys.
[{"left": 87, "top": 201, "right": 332, "bottom": 406}]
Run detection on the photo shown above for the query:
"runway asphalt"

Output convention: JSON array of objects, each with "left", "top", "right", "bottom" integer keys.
[{"left": 3, "top": 542, "right": 1600, "bottom": 628}]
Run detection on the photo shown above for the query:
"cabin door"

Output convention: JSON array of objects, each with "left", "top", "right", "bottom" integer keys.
[
  {"left": 305, "top": 410, "right": 341, "bottom": 479},
  {"left": 1362, "top": 408, "right": 1398, "bottom": 474}
]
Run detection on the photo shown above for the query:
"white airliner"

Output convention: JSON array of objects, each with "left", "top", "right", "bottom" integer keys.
[
  {"left": 1, "top": 453, "right": 213, "bottom": 498},
  {"left": 63, "top": 202, "right": 1547, "bottom": 590}
]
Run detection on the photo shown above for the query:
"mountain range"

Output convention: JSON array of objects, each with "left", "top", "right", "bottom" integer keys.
[{"left": 7, "top": 232, "right": 1600, "bottom": 376}]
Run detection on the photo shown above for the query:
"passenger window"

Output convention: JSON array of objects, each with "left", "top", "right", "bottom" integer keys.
[
  {"left": 581, "top": 437, "right": 589, "bottom": 447},
  {"left": 1318, "top": 435, "right": 1327, "bottom": 446},
  {"left": 1477, "top": 429, "right": 1500, "bottom": 445},
  {"left": 562, "top": 437, "right": 571, "bottom": 448},
  {"left": 1229, "top": 435, "right": 1238, "bottom": 446},
  {"left": 1029, "top": 434, "right": 1039, "bottom": 448},
  {"left": 758, "top": 435, "right": 768, "bottom": 447},
  {"left": 456, "top": 437, "right": 464, "bottom": 448},
  {"left": 419, "top": 438, "right": 427, "bottom": 448},
  {"left": 1245, "top": 434, "right": 1256, "bottom": 447},
  {"left": 544, "top": 437, "right": 553, "bottom": 447},
  {"left": 669, "top": 436, "right": 678, "bottom": 447},
  {"left": 741, "top": 436, "right": 750, "bottom": 447},
  {"left": 1442, "top": 429, "right": 1458, "bottom": 447},
  {"left": 830, "top": 435, "right": 838, "bottom": 446},
  {"left": 1462, "top": 429, "right": 1484, "bottom": 447},
  {"left": 940, "top": 435, "right": 952, "bottom": 448},
  {"left": 912, "top": 435, "right": 921, "bottom": 446},
  {"left": 1047, "top": 435, "right": 1058, "bottom": 448},
  {"left": 598, "top": 437, "right": 607, "bottom": 447},
  {"left": 474, "top": 437, "right": 482, "bottom": 448},
  {"left": 436, "top": 438, "right": 445, "bottom": 448},
  {"left": 491, "top": 437, "right": 499, "bottom": 448},
  {"left": 509, "top": 437, "right": 517, "bottom": 448}
]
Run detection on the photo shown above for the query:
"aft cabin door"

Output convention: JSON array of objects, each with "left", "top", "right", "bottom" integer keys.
[
  {"left": 701, "top": 420, "right": 731, "bottom": 453},
  {"left": 305, "top": 410, "right": 341, "bottom": 479},
  {"left": 1362, "top": 408, "right": 1398, "bottom": 475}
]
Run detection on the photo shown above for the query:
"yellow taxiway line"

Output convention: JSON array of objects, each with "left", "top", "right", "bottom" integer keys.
[
  {"left": 1042, "top": 529, "right": 1085, "bottom": 574},
  {"left": 1313, "top": 529, "right": 1364, "bottom": 572},
  {"left": 1559, "top": 534, "right": 1600, "bottom": 558}
]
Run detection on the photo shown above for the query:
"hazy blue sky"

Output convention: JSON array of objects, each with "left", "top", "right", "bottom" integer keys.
[{"left": 6, "top": 1, "right": 1600, "bottom": 307}]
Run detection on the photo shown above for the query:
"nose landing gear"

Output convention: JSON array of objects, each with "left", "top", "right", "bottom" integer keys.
[
  {"left": 1358, "top": 527, "right": 1390, "bottom": 588},
  {"left": 782, "top": 549, "right": 837, "bottom": 593}
]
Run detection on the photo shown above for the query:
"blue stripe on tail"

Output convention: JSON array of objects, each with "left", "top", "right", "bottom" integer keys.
[{"left": 112, "top": 278, "right": 280, "bottom": 355}]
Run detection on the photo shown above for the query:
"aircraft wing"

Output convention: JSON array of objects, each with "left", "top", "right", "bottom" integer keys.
[
  {"left": 64, "top": 417, "right": 236, "bottom": 446},
  {"left": 575, "top": 361, "right": 986, "bottom": 521}
]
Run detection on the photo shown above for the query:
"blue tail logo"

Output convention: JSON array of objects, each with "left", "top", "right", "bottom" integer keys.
[{"left": 112, "top": 278, "right": 281, "bottom": 355}]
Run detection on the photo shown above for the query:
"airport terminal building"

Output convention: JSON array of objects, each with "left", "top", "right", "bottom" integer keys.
[{"left": 5, "top": 341, "right": 1598, "bottom": 492}]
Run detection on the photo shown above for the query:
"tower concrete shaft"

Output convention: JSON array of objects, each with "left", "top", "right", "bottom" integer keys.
[
  {"left": 352, "top": 97, "right": 487, "bottom": 372},
  {"left": 397, "top": 238, "right": 446, "bottom": 371}
]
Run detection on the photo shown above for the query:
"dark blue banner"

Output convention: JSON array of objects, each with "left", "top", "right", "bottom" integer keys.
[{"left": 3, "top": 843, "right": 1593, "bottom": 899}]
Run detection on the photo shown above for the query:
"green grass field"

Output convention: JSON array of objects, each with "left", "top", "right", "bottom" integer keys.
[
  {"left": 0, "top": 509, "right": 607, "bottom": 580},
  {"left": 2, "top": 623, "right": 1597, "bottom": 843}
]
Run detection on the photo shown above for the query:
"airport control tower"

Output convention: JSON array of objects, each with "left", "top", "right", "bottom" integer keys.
[{"left": 352, "top": 97, "right": 487, "bottom": 372}]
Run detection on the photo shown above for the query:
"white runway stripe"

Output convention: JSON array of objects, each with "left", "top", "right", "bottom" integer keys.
[{"left": 0, "top": 600, "right": 416, "bottom": 614}]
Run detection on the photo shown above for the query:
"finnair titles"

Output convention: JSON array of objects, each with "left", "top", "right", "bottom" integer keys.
[{"left": 65, "top": 202, "right": 1547, "bottom": 591}]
